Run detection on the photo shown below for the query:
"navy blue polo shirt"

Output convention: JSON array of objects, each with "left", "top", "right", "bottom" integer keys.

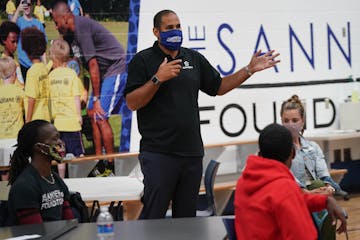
[{"left": 125, "top": 41, "right": 222, "bottom": 157}]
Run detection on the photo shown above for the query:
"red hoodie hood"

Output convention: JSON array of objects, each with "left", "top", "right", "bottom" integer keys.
[{"left": 239, "top": 154, "right": 295, "bottom": 196}]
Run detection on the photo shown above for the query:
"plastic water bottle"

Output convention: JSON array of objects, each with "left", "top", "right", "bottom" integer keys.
[{"left": 96, "top": 206, "right": 114, "bottom": 240}]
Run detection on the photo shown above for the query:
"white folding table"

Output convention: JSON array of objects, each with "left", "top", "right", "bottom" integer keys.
[{"left": 0, "top": 176, "right": 144, "bottom": 220}]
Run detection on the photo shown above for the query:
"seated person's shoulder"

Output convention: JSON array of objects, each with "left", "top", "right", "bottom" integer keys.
[
  {"left": 272, "top": 177, "right": 299, "bottom": 188},
  {"left": 10, "top": 176, "right": 39, "bottom": 202},
  {"left": 301, "top": 137, "right": 322, "bottom": 152},
  {"left": 269, "top": 178, "right": 303, "bottom": 200},
  {"left": 10, "top": 166, "right": 39, "bottom": 190},
  {"left": 307, "top": 139, "right": 323, "bottom": 153},
  {"left": 53, "top": 172, "right": 68, "bottom": 190}
]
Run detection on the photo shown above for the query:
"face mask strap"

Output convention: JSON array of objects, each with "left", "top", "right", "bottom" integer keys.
[{"left": 37, "top": 142, "right": 50, "bottom": 154}]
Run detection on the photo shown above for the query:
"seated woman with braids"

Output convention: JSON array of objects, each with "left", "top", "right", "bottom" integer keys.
[
  {"left": 280, "top": 95, "right": 349, "bottom": 200},
  {"left": 7, "top": 120, "right": 74, "bottom": 225}
]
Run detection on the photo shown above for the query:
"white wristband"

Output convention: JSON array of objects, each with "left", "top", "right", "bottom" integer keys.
[{"left": 245, "top": 65, "right": 252, "bottom": 76}]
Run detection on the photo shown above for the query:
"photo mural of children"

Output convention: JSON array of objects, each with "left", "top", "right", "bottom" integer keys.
[
  {"left": 21, "top": 27, "right": 50, "bottom": 123},
  {"left": 12, "top": 0, "right": 47, "bottom": 80},
  {"left": 0, "top": 21, "right": 24, "bottom": 87},
  {"left": 33, "top": 0, "right": 48, "bottom": 28},
  {"left": 49, "top": 39, "right": 85, "bottom": 178},
  {"left": 0, "top": 57, "right": 25, "bottom": 140},
  {"left": 6, "top": 0, "right": 16, "bottom": 20},
  {"left": 0, "top": 57, "right": 25, "bottom": 181},
  {"left": 52, "top": 2, "right": 132, "bottom": 173}
]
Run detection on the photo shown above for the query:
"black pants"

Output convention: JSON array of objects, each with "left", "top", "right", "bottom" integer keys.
[
  {"left": 20, "top": 64, "right": 29, "bottom": 84},
  {"left": 139, "top": 151, "right": 203, "bottom": 219}
]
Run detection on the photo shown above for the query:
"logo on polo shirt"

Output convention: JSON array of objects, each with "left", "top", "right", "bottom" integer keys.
[{"left": 182, "top": 61, "right": 193, "bottom": 69}]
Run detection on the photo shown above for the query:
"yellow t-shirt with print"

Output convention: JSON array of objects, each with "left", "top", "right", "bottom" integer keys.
[
  {"left": 24, "top": 62, "right": 50, "bottom": 121},
  {"left": 6, "top": 1, "right": 16, "bottom": 15},
  {"left": 49, "top": 67, "right": 82, "bottom": 132},
  {"left": 33, "top": 5, "right": 47, "bottom": 24},
  {"left": 0, "top": 84, "right": 24, "bottom": 139}
]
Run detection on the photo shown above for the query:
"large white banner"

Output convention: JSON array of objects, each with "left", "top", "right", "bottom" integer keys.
[{"left": 128, "top": 0, "right": 360, "bottom": 151}]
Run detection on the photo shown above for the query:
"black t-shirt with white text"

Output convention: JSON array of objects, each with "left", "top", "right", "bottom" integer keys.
[{"left": 8, "top": 164, "right": 70, "bottom": 225}]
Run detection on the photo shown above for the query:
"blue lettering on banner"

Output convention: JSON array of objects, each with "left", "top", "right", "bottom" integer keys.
[
  {"left": 211, "top": 22, "right": 352, "bottom": 75},
  {"left": 327, "top": 22, "right": 351, "bottom": 69},
  {"left": 217, "top": 23, "right": 236, "bottom": 75},
  {"left": 188, "top": 25, "right": 206, "bottom": 41},
  {"left": 289, "top": 23, "right": 315, "bottom": 72},
  {"left": 253, "top": 25, "right": 279, "bottom": 73},
  {"left": 188, "top": 25, "right": 206, "bottom": 52},
  {"left": 253, "top": 102, "right": 277, "bottom": 133}
]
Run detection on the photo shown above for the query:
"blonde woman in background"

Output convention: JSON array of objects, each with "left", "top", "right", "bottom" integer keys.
[{"left": 280, "top": 95, "right": 349, "bottom": 200}]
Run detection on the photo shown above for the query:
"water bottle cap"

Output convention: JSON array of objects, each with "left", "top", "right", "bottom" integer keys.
[{"left": 100, "top": 206, "right": 109, "bottom": 212}]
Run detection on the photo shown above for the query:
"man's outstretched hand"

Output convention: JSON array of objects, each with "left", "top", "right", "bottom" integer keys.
[{"left": 247, "top": 50, "right": 280, "bottom": 74}]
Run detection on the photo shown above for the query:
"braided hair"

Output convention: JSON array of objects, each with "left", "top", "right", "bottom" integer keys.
[{"left": 8, "top": 120, "right": 50, "bottom": 185}]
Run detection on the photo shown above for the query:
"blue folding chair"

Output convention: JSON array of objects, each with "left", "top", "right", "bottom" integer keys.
[
  {"left": 222, "top": 217, "right": 236, "bottom": 240},
  {"left": 196, "top": 159, "right": 220, "bottom": 216},
  {"left": 166, "top": 160, "right": 220, "bottom": 218}
]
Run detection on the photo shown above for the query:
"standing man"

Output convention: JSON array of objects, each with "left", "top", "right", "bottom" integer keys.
[
  {"left": 51, "top": 2, "right": 130, "bottom": 160},
  {"left": 125, "top": 9, "right": 280, "bottom": 219}
]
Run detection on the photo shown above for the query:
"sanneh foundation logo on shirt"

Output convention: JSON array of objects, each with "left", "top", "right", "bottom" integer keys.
[
  {"left": 182, "top": 60, "right": 193, "bottom": 69},
  {"left": 41, "top": 190, "right": 64, "bottom": 210}
]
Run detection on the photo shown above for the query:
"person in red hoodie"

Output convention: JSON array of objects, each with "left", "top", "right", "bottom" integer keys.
[{"left": 234, "top": 123, "right": 347, "bottom": 239}]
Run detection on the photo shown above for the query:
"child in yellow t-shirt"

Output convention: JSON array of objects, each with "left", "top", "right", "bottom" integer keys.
[
  {"left": 0, "top": 56, "right": 24, "bottom": 139},
  {"left": 0, "top": 56, "right": 25, "bottom": 181},
  {"left": 49, "top": 39, "right": 85, "bottom": 178},
  {"left": 0, "top": 21, "right": 24, "bottom": 87},
  {"left": 33, "top": 0, "right": 48, "bottom": 28},
  {"left": 21, "top": 27, "right": 50, "bottom": 122},
  {"left": 6, "top": 0, "right": 16, "bottom": 20}
]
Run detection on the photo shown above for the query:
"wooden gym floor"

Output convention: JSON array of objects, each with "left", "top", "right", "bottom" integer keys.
[{"left": 336, "top": 194, "right": 360, "bottom": 240}]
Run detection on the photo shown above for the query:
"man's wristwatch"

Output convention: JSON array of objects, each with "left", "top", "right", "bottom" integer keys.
[
  {"left": 93, "top": 96, "right": 100, "bottom": 102},
  {"left": 151, "top": 75, "right": 161, "bottom": 86}
]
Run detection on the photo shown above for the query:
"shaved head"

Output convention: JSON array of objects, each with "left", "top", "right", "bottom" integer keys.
[
  {"left": 52, "top": 1, "right": 71, "bottom": 16},
  {"left": 51, "top": 1, "right": 75, "bottom": 36}
]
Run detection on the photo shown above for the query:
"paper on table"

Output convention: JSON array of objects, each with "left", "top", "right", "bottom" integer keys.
[{"left": 5, "top": 235, "right": 42, "bottom": 240}]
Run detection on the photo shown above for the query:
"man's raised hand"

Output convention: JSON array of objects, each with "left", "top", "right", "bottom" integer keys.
[
  {"left": 155, "top": 57, "right": 182, "bottom": 82},
  {"left": 248, "top": 50, "right": 280, "bottom": 74}
]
